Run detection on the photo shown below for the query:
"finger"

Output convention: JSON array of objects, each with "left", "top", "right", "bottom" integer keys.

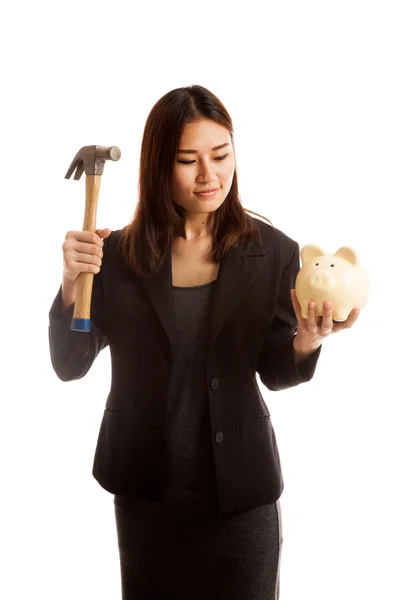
[
  {"left": 320, "top": 300, "right": 333, "bottom": 336},
  {"left": 76, "top": 242, "right": 103, "bottom": 256},
  {"left": 307, "top": 300, "right": 319, "bottom": 333},
  {"left": 73, "top": 251, "right": 103, "bottom": 267},
  {"left": 63, "top": 240, "right": 103, "bottom": 257},
  {"left": 96, "top": 227, "right": 112, "bottom": 239},
  {"left": 333, "top": 307, "right": 361, "bottom": 332},
  {"left": 66, "top": 230, "right": 104, "bottom": 246}
]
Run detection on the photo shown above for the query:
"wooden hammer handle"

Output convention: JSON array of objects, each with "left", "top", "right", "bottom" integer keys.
[{"left": 70, "top": 174, "right": 102, "bottom": 332}]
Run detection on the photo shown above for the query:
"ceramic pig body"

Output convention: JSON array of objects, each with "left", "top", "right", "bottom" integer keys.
[{"left": 295, "top": 244, "right": 370, "bottom": 322}]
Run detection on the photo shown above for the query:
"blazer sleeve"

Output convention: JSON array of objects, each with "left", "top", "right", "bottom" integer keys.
[
  {"left": 48, "top": 235, "right": 110, "bottom": 382},
  {"left": 256, "top": 242, "right": 321, "bottom": 391}
]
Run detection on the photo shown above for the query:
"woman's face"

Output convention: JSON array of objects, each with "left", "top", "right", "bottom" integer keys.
[{"left": 172, "top": 119, "right": 235, "bottom": 216}]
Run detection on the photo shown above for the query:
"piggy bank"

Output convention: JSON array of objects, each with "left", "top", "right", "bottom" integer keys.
[{"left": 295, "top": 244, "right": 370, "bottom": 322}]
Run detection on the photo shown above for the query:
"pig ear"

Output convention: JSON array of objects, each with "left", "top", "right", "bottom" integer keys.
[
  {"left": 334, "top": 246, "right": 359, "bottom": 266},
  {"left": 300, "top": 244, "right": 325, "bottom": 264}
]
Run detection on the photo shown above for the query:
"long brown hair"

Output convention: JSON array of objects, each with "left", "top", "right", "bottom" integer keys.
[{"left": 118, "top": 85, "right": 273, "bottom": 279}]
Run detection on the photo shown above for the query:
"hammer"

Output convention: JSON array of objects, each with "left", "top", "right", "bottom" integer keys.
[{"left": 65, "top": 145, "right": 121, "bottom": 332}]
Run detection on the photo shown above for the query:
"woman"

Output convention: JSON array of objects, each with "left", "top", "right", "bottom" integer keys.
[{"left": 49, "top": 85, "right": 360, "bottom": 599}]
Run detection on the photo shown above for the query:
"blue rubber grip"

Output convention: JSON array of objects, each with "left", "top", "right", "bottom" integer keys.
[{"left": 70, "top": 318, "right": 91, "bottom": 332}]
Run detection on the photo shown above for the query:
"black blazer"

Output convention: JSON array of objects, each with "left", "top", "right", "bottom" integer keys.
[{"left": 48, "top": 217, "right": 321, "bottom": 515}]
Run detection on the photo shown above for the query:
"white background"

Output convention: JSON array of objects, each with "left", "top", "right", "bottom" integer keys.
[{"left": 1, "top": 1, "right": 399, "bottom": 598}]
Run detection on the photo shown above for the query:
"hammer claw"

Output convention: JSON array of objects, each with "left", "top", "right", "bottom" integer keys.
[
  {"left": 65, "top": 150, "right": 86, "bottom": 180},
  {"left": 64, "top": 157, "right": 78, "bottom": 180},
  {"left": 74, "top": 160, "right": 85, "bottom": 180}
]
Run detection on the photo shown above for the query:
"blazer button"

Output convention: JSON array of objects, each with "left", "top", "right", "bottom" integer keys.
[
  {"left": 210, "top": 377, "right": 219, "bottom": 390},
  {"left": 215, "top": 431, "right": 224, "bottom": 443}
]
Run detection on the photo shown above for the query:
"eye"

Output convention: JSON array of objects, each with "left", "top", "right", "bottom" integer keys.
[
  {"left": 330, "top": 264, "right": 335, "bottom": 267},
  {"left": 177, "top": 153, "right": 228, "bottom": 165},
  {"left": 315, "top": 263, "right": 319, "bottom": 266}
]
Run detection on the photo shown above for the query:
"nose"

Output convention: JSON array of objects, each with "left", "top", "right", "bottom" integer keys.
[
  {"left": 308, "top": 272, "right": 335, "bottom": 293},
  {"left": 196, "top": 158, "right": 217, "bottom": 184}
]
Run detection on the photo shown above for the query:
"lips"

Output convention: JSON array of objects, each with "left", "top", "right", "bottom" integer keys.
[
  {"left": 195, "top": 188, "right": 219, "bottom": 193},
  {"left": 195, "top": 188, "right": 220, "bottom": 198}
]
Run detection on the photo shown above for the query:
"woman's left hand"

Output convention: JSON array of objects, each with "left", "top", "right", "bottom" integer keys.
[{"left": 290, "top": 289, "right": 361, "bottom": 356}]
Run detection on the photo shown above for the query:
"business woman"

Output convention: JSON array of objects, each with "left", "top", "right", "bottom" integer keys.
[{"left": 49, "top": 85, "right": 360, "bottom": 600}]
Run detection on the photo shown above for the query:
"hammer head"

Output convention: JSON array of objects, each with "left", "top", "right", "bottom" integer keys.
[{"left": 65, "top": 145, "right": 121, "bottom": 180}]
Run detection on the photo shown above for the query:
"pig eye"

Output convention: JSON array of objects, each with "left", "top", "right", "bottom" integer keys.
[
  {"left": 330, "top": 264, "right": 335, "bottom": 267},
  {"left": 315, "top": 263, "right": 319, "bottom": 266}
]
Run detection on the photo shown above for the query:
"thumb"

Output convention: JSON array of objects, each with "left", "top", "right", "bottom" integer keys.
[{"left": 96, "top": 227, "right": 112, "bottom": 239}]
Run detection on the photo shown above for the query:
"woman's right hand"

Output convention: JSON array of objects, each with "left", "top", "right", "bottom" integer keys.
[{"left": 62, "top": 228, "right": 112, "bottom": 283}]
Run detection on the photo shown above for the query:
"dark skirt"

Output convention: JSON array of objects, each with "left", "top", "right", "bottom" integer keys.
[{"left": 113, "top": 492, "right": 283, "bottom": 600}]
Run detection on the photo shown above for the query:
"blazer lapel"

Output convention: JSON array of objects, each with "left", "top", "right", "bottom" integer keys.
[{"left": 141, "top": 237, "right": 267, "bottom": 361}]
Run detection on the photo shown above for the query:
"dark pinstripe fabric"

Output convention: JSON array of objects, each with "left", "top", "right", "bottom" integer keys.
[{"left": 48, "top": 217, "right": 321, "bottom": 515}]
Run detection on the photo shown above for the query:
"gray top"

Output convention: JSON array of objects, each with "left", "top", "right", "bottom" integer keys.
[{"left": 160, "top": 279, "right": 219, "bottom": 516}]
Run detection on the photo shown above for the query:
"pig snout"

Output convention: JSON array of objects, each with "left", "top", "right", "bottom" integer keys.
[{"left": 308, "top": 270, "right": 335, "bottom": 293}]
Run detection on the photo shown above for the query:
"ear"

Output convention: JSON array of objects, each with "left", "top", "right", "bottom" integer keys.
[
  {"left": 300, "top": 244, "right": 325, "bottom": 264},
  {"left": 334, "top": 246, "right": 359, "bottom": 266}
]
